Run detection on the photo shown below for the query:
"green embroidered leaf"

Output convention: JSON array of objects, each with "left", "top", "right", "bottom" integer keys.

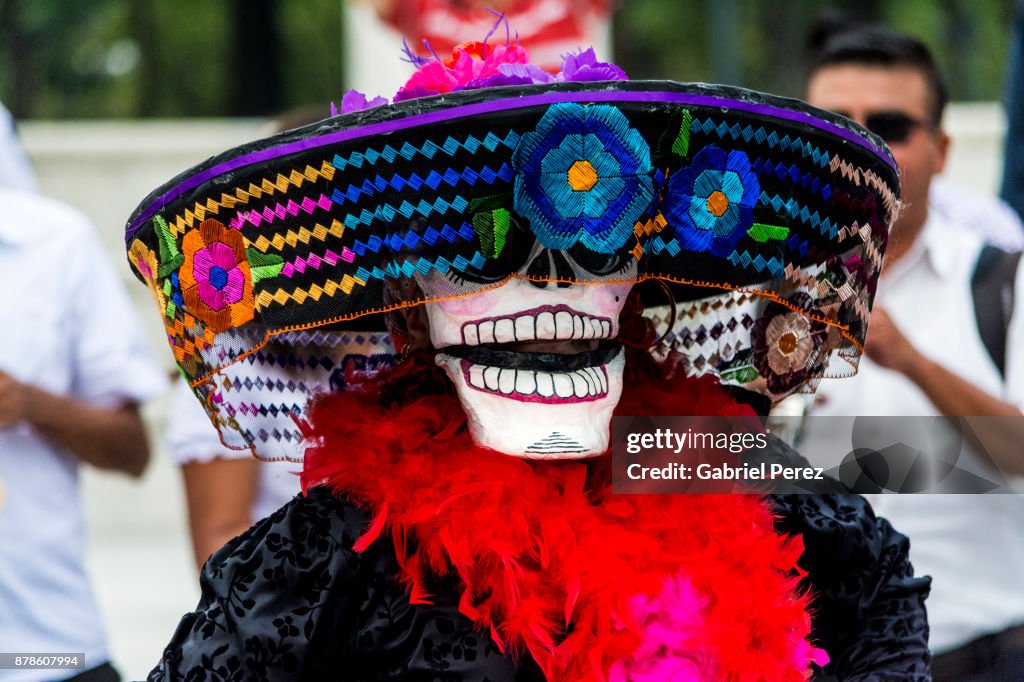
[
  {"left": 154, "top": 215, "right": 181, "bottom": 257},
  {"left": 747, "top": 223, "right": 790, "bottom": 243},
  {"left": 720, "top": 365, "right": 760, "bottom": 384},
  {"left": 157, "top": 253, "right": 184, "bottom": 279},
  {"left": 491, "top": 208, "right": 510, "bottom": 258},
  {"left": 154, "top": 215, "right": 185, "bottom": 277},
  {"left": 671, "top": 109, "right": 693, "bottom": 158},
  {"left": 246, "top": 248, "right": 286, "bottom": 284},
  {"left": 472, "top": 209, "right": 511, "bottom": 260},
  {"left": 467, "top": 193, "right": 513, "bottom": 214}
]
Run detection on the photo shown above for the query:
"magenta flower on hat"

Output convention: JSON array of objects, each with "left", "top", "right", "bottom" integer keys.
[
  {"left": 195, "top": 243, "right": 245, "bottom": 309},
  {"left": 180, "top": 219, "right": 255, "bottom": 333}
]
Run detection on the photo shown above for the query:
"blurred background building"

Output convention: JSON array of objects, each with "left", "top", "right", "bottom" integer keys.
[{"left": 0, "top": 0, "right": 1018, "bottom": 678}]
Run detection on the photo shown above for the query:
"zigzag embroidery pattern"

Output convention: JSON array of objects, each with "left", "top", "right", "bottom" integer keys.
[
  {"left": 221, "top": 374, "right": 315, "bottom": 395},
  {"left": 759, "top": 192, "right": 838, "bottom": 239},
  {"left": 167, "top": 314, "right": 216, "bottom": 363},
  {"left": 231, "top": 193, "right": 334, "bottom": 230},
  {"left": 329, "top": 130, "right": 521, "bottom": 172},
  {"left": 255, "top": 274, "right": 369, "bottom": 309},
  {"left": 233, "top": 163, "right": 512, "bottom": 235},
  {"left": 751, "top": 157, "right": 833, "bottom": 201},
  {"left": 829, "top": 155, "right": 899, "bottom": 219},
  {"left": 689, "top": 117, "right": 832, "bottom": 168},
  {"left": 273, "top": 222, "right": 479, "bottom": 280},
  {"left": 727, "top": 249, "right": 785, "bottom": 276},
  {"left": 166, "top": 161, "right": 337, "bottom": 237},
  {"left": 250, "top": 220, "right": 346, "bottom": 254},
  {"left": 838, "top": 222, "right": 884, "bottom": 273},
  {"left": 254, "top": 250, "right": 485, "bottom": 309},
  {"left": 331, "top": 163, "right": 514, "bottom": 205}
]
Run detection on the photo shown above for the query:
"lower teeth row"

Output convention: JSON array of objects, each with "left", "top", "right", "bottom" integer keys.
[{"left": 467, "top": 364, "right": 607, "bottom": 398}]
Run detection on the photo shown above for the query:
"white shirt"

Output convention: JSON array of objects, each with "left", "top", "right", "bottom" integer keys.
[
  {"left": 165, "top": 377, "right": 299, "bottom": 521},
  {"left": 800, "top": 212, "right": 1024, "bottom": 653},
  {"left": 930, "top": 177, "right": 1024, "bottom": 252},
  {"left": 0, "top": 188, "right": 167, "bottom": 680},
  {"left": 0, "top": 103, "right": 37, "bottom": 192}
]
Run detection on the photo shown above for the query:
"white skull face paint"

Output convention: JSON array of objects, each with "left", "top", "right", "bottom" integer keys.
[{"left": 424, "top": 277, "right": 632, "bottom": 458}]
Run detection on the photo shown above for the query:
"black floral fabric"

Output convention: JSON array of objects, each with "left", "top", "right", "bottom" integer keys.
[{"left": 150, "top": 482, "right": 930, "bottom": 681}]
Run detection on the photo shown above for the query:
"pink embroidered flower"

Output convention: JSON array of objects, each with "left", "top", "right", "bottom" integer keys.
[{"left": 180, "top": 219, "right": 255, "bottom": 333}]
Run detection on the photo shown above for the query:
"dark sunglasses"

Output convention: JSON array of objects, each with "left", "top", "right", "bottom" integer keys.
[{"left": 835, "top": 110, "right": 931, "bottom": 144}]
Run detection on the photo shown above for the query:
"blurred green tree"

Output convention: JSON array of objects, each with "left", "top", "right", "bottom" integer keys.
[{"left": 0, "top": 0, "right": 1014, "bottom": 119}]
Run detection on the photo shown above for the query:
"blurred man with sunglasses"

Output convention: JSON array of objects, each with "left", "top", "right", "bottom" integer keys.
[{"left": 800, "top": 25, "right": 1024, "bottom": 681}]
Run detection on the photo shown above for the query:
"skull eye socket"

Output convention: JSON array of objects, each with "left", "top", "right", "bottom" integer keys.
[
  {"left": 566, "top": 238, "right": 637, "bottom": 277},
  {"left": 455, "top": 215, "right": 536, "bottom": 284}
]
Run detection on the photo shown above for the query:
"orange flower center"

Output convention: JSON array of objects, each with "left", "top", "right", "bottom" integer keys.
[
  {"left": 568, "top": 160, "right": 599, "bottom": 191},
  {"left": 706, "top": 190, "right": 730, "bottom": 217},
  {"left": 778, "top": 331, "right": 799, "bottom": 355}
]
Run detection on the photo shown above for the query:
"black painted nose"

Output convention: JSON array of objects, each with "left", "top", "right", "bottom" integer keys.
[{"left": 525, "top": 250, "right": 574, "bottom": 288}]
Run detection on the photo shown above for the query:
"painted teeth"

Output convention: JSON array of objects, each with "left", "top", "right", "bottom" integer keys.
[
  {"left": 466, "top": 365, "right": 609, "bottom": 399},
  {"left": 461, "top": 311, "right": 613, "bottom": 345}
]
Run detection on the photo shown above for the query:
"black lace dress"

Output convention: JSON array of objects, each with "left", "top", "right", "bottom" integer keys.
[{"left": 149, "top": 464, "right": 931, "bottom": 681}]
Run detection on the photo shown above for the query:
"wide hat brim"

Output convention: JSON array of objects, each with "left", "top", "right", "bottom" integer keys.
[{"left": 126, "top": 80, "right": 897, "bottom": 456}]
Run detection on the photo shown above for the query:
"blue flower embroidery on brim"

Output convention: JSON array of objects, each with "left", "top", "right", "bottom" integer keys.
[
  {"left": 513, "top": 102, "right": 653, "bottom": 254},
  {"left": 664, "top": 146, "right": 760, "bottom": 258}
]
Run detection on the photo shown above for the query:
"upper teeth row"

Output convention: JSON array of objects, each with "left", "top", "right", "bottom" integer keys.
[
  {"left": 467, "top": 364, "right": 609, "bottom": 398},
  {"left": 463, "top": 311, "right": 611, "bottom": 345}
]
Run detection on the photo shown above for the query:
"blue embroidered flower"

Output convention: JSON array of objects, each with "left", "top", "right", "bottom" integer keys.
[
  {"left": 664, "top": 146, "right": 760, "bottom": 258},
  {"left": 513, "top": 102, "right": 653, "bottom": 254}
]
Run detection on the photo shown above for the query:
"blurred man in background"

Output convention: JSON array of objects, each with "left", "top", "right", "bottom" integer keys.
[
  {"left": 0, "top": 104, "right": 166, "bottom": 682},
  {"left": 800, "top": 26, "right": 1024, "bottom": 680},
  {"left": 0, "top": 101, "right": 36, "bottom": 192}
]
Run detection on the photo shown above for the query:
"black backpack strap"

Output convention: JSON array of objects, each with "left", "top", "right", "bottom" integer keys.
[{"left": 971, "top": 244, "right": 1022, "bottom": 378}]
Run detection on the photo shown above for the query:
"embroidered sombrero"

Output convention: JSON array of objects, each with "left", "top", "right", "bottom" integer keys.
[{"left": 126, "top": 42, "right": 897, "bottom": 457}]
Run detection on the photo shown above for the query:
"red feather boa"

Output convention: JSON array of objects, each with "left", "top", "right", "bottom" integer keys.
[{"left": 302, "top": 355, "right": 827, "bottom": 681}]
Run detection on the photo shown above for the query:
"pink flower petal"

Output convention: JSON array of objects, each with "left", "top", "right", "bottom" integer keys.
[
  {"left": 197, "top": 279, "right": 226, "bottom": 311},
  {"left": 221, "top": 267, "right": 245, "bottom": 305},
  {"left": 192, "top": 248, "right": 214, "bottom": 281},
  {"left": 208, "top": 241, "right": 238, "bottom": 270}
]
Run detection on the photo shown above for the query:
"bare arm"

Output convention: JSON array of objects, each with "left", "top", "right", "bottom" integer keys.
[
  {"left": 0, "top": 368, "right": 150, "bottom": 477},
  {"left": 865, "top": 307, "right": 1024, "bottom": 475},
  {"left": 181, "top": 457, "right": 259, "bottom": 570}
]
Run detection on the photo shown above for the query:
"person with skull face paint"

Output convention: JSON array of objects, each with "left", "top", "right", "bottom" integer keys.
[{"left": 132, "top": 36, "right": 929, "bottom": 682}]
